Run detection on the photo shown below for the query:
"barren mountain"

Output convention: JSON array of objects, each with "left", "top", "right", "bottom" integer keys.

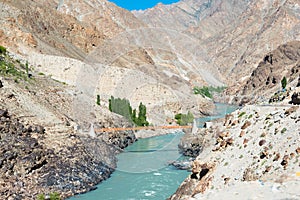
[
  {"left": 1, "top": 0, "right": 215, "bottom": 126},
  {"left": 0, "top": 0, "right": 145, "bottom": 59},
  {"left": 241, "top": 41, "right": 300, "bottom": 100},
  {"left": 134, "top": 0, "right": 300, "bottom": 87}
]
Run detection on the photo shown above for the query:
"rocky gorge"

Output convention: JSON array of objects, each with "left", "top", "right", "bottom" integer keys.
[{"left": 0, "top": 0, "right": 300, "bottom": 199}]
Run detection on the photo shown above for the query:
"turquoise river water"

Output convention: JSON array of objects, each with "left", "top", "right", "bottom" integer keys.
[{"left": 70, "top": 103, "right": 238, "bottom": 200}]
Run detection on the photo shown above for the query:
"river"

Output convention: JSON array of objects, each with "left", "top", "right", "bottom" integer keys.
[{"left": 70, "top": 103, "right": 238, "bottom": 200}]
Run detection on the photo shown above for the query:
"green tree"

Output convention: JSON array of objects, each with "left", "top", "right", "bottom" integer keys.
[
  {"left": 281, "top": 76, "right": 287, "bottom": 89},
  {"left": 108, "top": 96, "right": 149, "bottom": 126},
  {"left": 132, "top": 109, "right": 137, "bottom": 124},
  {"left": 96, "top": 94, "right": 101, "bottom": 105},
  {"left": 136, "top": 102, "right": 149, "bottom": 126},
  {"left": 25, "top": 61, "right": 29, "bottom": 77}
]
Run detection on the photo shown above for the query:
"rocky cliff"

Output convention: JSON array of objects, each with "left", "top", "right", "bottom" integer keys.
[
  {"left": 242, "top": 41, "right": 300, "bottom": 97},
  {"left": 0, "top": 0, "right": 144, "bottom": 58}
]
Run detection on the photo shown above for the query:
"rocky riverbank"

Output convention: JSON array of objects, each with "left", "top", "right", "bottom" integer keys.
[
  {"left": 169, "top": 104, "right": 300, "bottom": 199},
  {"left": 0, "top": 108, "right": 137, "bottom": 199}
]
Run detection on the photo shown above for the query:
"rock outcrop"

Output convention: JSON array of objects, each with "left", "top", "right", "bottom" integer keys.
[
  {"left": 238, "top": 41, "right": 300, "bottom": 103},
  {"left": 0, "top": 109, "right": 107, "bottom": 198},
  {"left": 0, "top": 106, "right": 137, "bottom": 199},
  {"left": 291, "top": 91, "right": 300, "bottom": 105}
]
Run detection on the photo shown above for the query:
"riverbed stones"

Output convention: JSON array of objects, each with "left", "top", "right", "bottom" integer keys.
[
  {"left": 241, "top": 120, "right": 251, "bottom": 129},
  {"left": 178, "top": 130, "right": 210, "bottom": 157}
]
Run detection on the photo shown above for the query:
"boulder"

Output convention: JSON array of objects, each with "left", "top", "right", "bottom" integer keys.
[{"left": 291, "top": 92, "right": 300, "bottom": 105}]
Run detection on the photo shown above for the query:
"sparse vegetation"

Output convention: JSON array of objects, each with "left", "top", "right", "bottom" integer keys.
[
  {"left": 0, "top": 48, "right": 33, "bottom": 82},
  {"left": 0, "top": 58, "right": 28, "bottom": 82},
  {"left": 174, "top": 111, "right": 194, "bottom": 126},
  {"left": 37, "top": 192, "right": 60, "bottom": 200},
  {"left": 193, "top": 86, "right": 212, "bottom": 98},
  {"left": 193, "top": 86, "right": 226, "bottom": 98}
]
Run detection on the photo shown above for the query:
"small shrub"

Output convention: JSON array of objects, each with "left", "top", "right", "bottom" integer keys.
[
  {"left": 281, "top": 77, "right": 287, "bottom": 89},
  {"left": 0, "top": 46, "right": 6, "bottom": 54},
  {"left": 174, "top": 111, "right": 194, "bottom": 126},
  {"left": 268, "top": 123, "right": 273, "bottom": 128},
  {"left": 193, "top": 86, "right": 212, "bottom": 98},
  {"left": 37, "top": 192, "right": 60, "bottom": 200},
  {"left": 37, "top": 194, "right": 45, "bottom": 200},
  {"left": 96, "top": 94, "right": 100, "bottom": 106},
  {"left": 49, "top": 192, "right": 60, "bottom": 200},
  {"left": 238, "top": 112, "right": 246, "bottom": 118},
  {"left": 281, "top": 128, "right": 287, "bottom": 134}
]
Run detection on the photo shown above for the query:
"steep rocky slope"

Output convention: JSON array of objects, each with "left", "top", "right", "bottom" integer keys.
[
  {"left": 1, "top": 0, "right": 214, "bottom": 125},
  {"left": 133, "top": 0, "right": 250, "bottom": 40},
  {"left": 134, "top": 0, "right": 300, "bottom": 86},
  {"left": 224, "top": 40, "right": 300, "bottom": 104},
  {"left": 170, "top": 104, "right": 300, "bottom": 199},
  {"left": 0, "top": 53, "right": 136, "bottom": 199},
  {"left": 242, "top": 41, "right": 300, "bottom": 93},
  {"left": 0, "top": 0, "right": 144, "bottom": 58}
]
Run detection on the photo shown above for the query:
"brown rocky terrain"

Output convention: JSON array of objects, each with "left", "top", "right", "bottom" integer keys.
[
  {"left": 242, "top": 41, "right": 300, "bottom": 96},
  {"left": 224, "top": 40, "right": 300, "bottom": 104},
  {"left": 0, "top": 0, "right": 144, "bottom": 58},
  {"left": 134, "top": 0, "right": 300, "bottom": 87},
  {"left": 1, "top": 0, "right": 215, "bottom": 126}
]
